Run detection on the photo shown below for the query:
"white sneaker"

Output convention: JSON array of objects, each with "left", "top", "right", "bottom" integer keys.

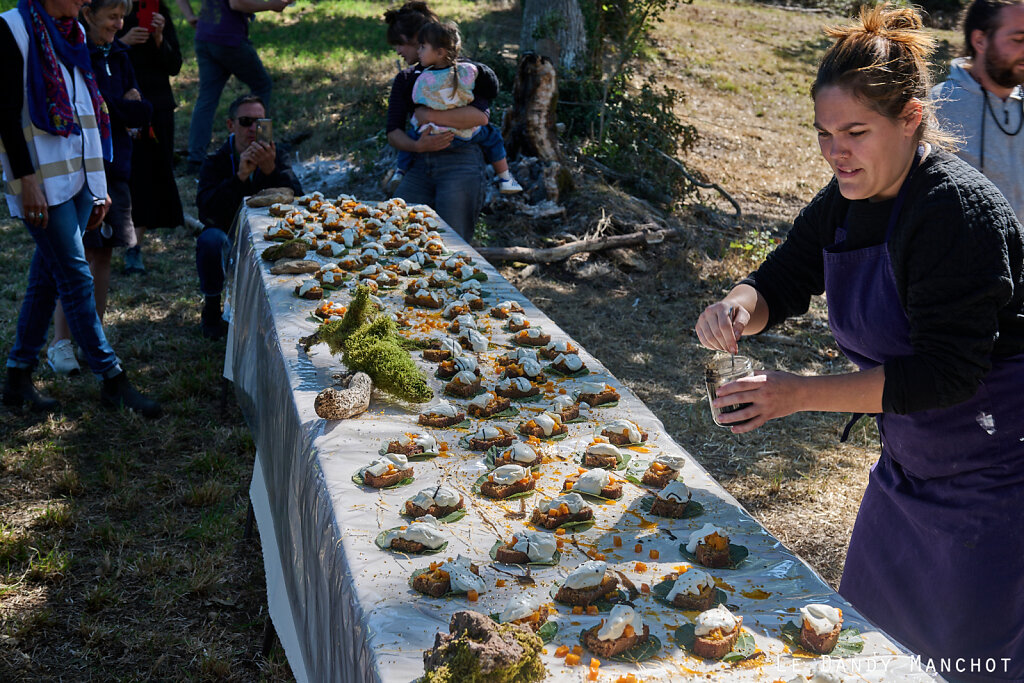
[
  {"left": 385, "top": 169, "right": 405, "bottom": 195},
  {"left": 47, "top": 339, "right": 81, "bottom": 376},
  {"left": 498, "top": 175, "right": 523, "bottom": 194}
]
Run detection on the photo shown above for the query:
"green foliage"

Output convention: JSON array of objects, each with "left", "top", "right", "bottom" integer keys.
[
  {"left": 729, "top": 230, "right": 781, "bottom": 263},
  {"left": 318, "top": 286, "right": 432, "bottom": 403},
  {"left": 559, "top": 0, "right": 698, "bottom": 203}
]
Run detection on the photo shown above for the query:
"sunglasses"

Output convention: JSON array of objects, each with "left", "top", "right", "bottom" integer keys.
[{"left": 235, "top": 116, "right": 263, "bottom": 128}]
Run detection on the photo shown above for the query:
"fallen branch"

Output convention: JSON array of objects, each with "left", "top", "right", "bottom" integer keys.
[
  {"left": 650, "top": 148, "right": 742, "bottom": 218},
  {"left": 476, "top": 228, "right": 676, "bottom": 263}
]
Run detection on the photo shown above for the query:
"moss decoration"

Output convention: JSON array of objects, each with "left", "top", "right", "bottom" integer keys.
[
  {"left": 316, "top": 286, "right": 433, "bottom": 403},
  {"left": 421, "top": 622, "right": 546, "bottom": 683}
]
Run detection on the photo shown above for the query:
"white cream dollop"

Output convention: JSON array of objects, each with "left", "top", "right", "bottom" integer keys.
[
  {"left": 383, "top": 515, "right": 446, "bottom": 549},
  {"left": 604, "top": 419, "right": 642, "bottom": 443},
  {"left": 451, "top": 356, "right": 477, "bottom": 373},
  {"left": 658, "top": 480, "right": 690, "bottom": 503},
  {"left": 654, "top": 454, "right": 687, "bottom": 471},
  {"left": 548, "top": 395, "right": 575, "bottom": 411},
  {"left": 564, "top": 560, "right": 606, "bottom": 590},
  {"left": 578, "top": 381, "right": 609, "bottom": 395},
  {"left": 499, "top": 377, "right": 533, "bottom": 393},
  {"left": 573, "top": 469, "right": 612, "bottom": 495},
  {"left": 453, "top": 314, "right": 477, "bottom": 330},
  {"left": 499, "top": 594, "right": 541, "bottom": 624},
  {"left": 460, "top": 329, "right": 488, "bottom": 352},
  {"left": 362, "top": 451, "right": 409, "bottom": 477},
  {"left": 398, "top": 432, "right": 437, "bottom": 452},
  {"left": 421, "top": 401, "right": 459, "bottom": 418},
  {"left": 521, "top": 359, "right": 543, "bottom": 377},
  {"left": 473, "top": 425, "right": 504, "bottom": 441},
  {"left": 440, "top": 555, "right": 486, "bottom": 594},
  {"left": 508, "top": 313, "right": 528, "bottom": 327},
  {"left": 451, "top": 370, "right": 478, "bottom": 387},
  {"left": 297, "top": 280, "right": 320, "bottom": 296},
  {"left": 511, "top": 531, "right": 558, "bottom": 563},
  {"left": 468, "top": 392, "right": 496, "bottom": 411},
  {"left": 694, "top": 604, "right": 740, "bottom": 636},
  {"left": 597, "top": 605, "right": 644, "bottom": 641},
  {"left": 522, "top": 327, "right": 543, "bottom": 339},
  {"left": 490, "top": 464, "right": 528, "bottom": 485},
  {"left": 666, "top": 569, "right": 713, "bottom": 602},
  {"left": 800, "top": 604, "right": 843, "bottom": 636},
  {"left": 554, "top": 353, "right": 584, "bottom": 371},
  {"left": 408, "top": 485, "right": 460, "bottom": 511},
  {"left": 685, "top": 524, "right": 728, "bottom": 554},
  {"left": 586, "top": 442, "right": 622, "bottom": 460},
  {"left": 537, "top": 492, "right": 588, "bottom": 514},
  {"left": 502, "top": 442, "right": 538, "bottom": 464},
  {"left": 530, "top": 412, "right": 562, "bottom": 436}
]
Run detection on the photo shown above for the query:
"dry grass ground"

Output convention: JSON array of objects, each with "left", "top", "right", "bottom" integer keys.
[{"left": 0, "top": 0, "right": 958, "bottom": 679}]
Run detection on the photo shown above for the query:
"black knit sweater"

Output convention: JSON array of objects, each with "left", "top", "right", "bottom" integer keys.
[{"left": 742, "top": 149, "right": 1024, "bottom": 415}]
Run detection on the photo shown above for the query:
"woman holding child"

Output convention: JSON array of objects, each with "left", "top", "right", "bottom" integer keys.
[
  {"left": 383, "top": 1, "right": 513, "bottom": 240},
  {"left": 695, "top": 5, "right": 1024, "bottom": 677}
]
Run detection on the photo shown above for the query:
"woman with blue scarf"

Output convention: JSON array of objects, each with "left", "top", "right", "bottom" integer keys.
[{"left": 0, "top": 0, "right": 161, "bottom": 417}]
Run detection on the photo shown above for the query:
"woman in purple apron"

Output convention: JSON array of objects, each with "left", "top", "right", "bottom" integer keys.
[{"left": 695, "top": 6, "right": 1024, "bottom": 680}]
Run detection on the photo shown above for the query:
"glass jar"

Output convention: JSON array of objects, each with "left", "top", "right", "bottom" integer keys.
[{"left": 705, "top": 355, "right": 754, "bottom": 427}]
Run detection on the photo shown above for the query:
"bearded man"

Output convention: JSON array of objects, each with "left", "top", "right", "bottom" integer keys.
[{"left": 933, "top": 0, "right": 1024, "bottom": 220}]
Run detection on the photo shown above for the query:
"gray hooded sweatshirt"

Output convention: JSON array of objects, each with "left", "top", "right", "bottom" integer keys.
[{"left": 932, "top": 57, "right": 1024, "bottom": 222}]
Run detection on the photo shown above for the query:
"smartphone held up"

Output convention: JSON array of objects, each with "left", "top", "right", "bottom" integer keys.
[{"left": 256, "top": 119, "right": 273, "bottom": 145}]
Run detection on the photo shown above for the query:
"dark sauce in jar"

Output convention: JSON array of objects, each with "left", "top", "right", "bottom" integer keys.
[{"left": 705, "top": 355, "right": 754, "bottom": 427}]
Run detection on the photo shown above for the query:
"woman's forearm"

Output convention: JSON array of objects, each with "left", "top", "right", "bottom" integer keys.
[
  {"left": 794, "top": 366, "right": 885, "bottom": 414},
  {"left": 724, "top": 284, "right": 769, "bottom": 337},
  {"left": 387, "top": 128, "right": 420, "bottom": 153},
  {"left": 417, "top": 105, "right": 488, "bottom": 129}
]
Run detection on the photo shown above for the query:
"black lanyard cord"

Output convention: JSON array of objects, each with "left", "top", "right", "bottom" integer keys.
[{"left": 979, "top": 86, "right": 1024, "bottom": 173}]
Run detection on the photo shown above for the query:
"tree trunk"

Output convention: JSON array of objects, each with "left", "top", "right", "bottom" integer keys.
[
  {"left": 520, "top": 0, "right": 587, "bottom": 73},
  {"left": 502, "top": 54, "right": 561, "bottom": 163}
]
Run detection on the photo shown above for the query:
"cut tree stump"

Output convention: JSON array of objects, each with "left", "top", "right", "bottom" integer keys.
[{"left": 503, "top": 54, "right": 561, "bottom": 163}]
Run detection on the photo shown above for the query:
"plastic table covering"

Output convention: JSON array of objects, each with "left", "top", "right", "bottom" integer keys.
[{"left": 228, "top": 204, "right": 942, "bottom": 683}]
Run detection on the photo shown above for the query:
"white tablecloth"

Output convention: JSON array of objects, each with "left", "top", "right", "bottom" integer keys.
[{"left": 229, "top": 204, "right": 941, "bottom": 682}]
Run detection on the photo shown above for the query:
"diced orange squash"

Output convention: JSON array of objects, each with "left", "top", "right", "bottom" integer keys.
[
  {"left": 640, "top": 583, "right": 651, "bottom": 594},
  {"left": 590, "top": 657, "right": 601, "bottom": 669},
  {"left": 548, "top": 509, "right": 560, "bottom": 517},
  {"left": 558, "top": 503, "right": 570, "bottom": 515},
  {"left": 613, "top": 536, "right": 622, "bottom": 547},
  {"left": 554, "top": 645, "right": 570, "bottom": 658},
  {"left": 555, "top": 528, "right": 566, "bottom": 536},
  {"left": 634, "top": 544, "right": 643, "bottom": 553},
  {"left": 586, "top": 605, "right": 599, "bottom": 615},
  {"left": 556, "top": 539, "right": 564, "bottom": 549},
  {"left": 466, "top": 589, "right": 479, "bottom": 602},
  {"left": 623, "top": 624, "right": 635, "bottom": 638},
  {"left": 572, "top": 605, "right": 584, "bottom": 615},
  {"left": 587, "top": 671, "right": 599, "bottom": 682},
  {"left": 572, "top": 645, "right": 583, "bottom": 655},
  {"left": 532, "top": 471, "right": 542, "bottom": 480},
  {"left": 594, "top": 553, "right": 606, "bottom": 561},
  {"left": 651, "top": 461, "right": 668, "bottom": 472},
  {"left": 487, "top": 475, "right": 495, "bottom": 482},
  {"left": 496, "top": 579, "right": 506, "bottom": 587},
  {"left": 649, "top": 549, "right": 660, "bottom": 560},
  {"left": 565, "top": 653, "right": 581, "bottom": 666},
  {"left": 706, "top": 532, "right": 728, "bottom": 551},
  {"left": 635, "top": 562, "right": 647, "bottom": 572},
  {"left": 429, "top": 561, "right": 440, "bottom": 570}
]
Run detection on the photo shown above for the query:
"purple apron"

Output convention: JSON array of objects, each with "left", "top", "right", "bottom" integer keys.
[{"left": 824, "top": 156, "right": 1024, "bottom": 681}]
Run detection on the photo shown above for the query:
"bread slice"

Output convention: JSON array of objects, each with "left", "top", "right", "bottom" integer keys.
[
  {"left": 693, "top": 617, "right": 743, "bottom": 659},
  {"left": 514, "top": 331, "right": 550, "bottom": 346},
  {"left": 578, "top": 387, "right": 619, "bottom": 407},
  {"left": 467, "top": 394, "right": 512, "bottom": 419},
  {"left": 436, "top": 361, "right": 480, "bottom": 380},
  {"left": 389, "top": 536, "right": 429, "bottom": 553},
  {"left": 362, "top": 465, "right": 414, "bottom": 488},
  {"left": 444, "top": 376, "right": 482, "bottom": 398},
  {"left": 582, "top": 623, "right": 649, "bottom": 658},
  {"left": 518, "top": 420, "right": 567, "bottom": 439},
  {"left": 602, "top": 427, "right": 648, "bottom": 446},
  {"left": 530, "top": 506, "right": 593, "bottom": 530},
  {"left": 695, "top": 532, "right": 730, "bottom": 568},
  {"left": 641, "top": 462, "right": 679, "bottom": 488},
  {"left": 418, "top": 410, "right": 467, "bottom": 428},
  {"left": 496, "top": 383, "right": 540, "bottom": 400},
  {"left": 650, "top": 497, "right": 692, "bottom": 518},
  {"left": 582, "top": 450, "right": 619, "bottom": 469},
  {"left": 555, "top": 574, "right": 619, "bottom": 606},
  {"left": 671, "top": 580, "right": 718, "bottom": 611},
  {"left": 800, "top": 619, "right": 842, "bottom": 654},
  {"left": 422, "top": 347, "right": 454, "bottom": 362},
  {"left": 386, "top": 440, "right": 430, "bottom": 458},
  {"left": 404, "top": 495, "right": 464, "bottom": 519},
  {"left": 412, "top": 563, "right": 480, "bottom": 597},
  {"left": 480, "top": 476, "right": 536, "bottom": 500}
]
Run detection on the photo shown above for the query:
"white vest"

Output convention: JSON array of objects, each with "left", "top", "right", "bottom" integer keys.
[{"left": 0, "top": 8, "right": 106, "bottom": 217}]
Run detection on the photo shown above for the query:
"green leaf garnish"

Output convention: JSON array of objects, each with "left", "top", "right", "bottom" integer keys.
[
  {"left": 779, "top": 622, "right": 864, "bottom": 657},
  {"left": 579, "top": 628, "right": 662, "bottom": 662}
]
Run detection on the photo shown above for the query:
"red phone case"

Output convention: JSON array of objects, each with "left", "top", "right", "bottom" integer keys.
[{"left": 137, "top": 0, "right": 155, "bottom": 30}]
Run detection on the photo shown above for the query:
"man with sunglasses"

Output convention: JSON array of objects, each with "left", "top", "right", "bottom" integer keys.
[{"left": 196, "top": 93, "right": 302, "bottom": 339}]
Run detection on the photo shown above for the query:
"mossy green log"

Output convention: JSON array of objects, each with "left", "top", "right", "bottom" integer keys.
[{"left": 420, "top": 623, "right": 546, "bottom": 683}]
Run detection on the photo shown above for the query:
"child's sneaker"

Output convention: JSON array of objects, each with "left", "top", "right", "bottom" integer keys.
[
  {"left": 46, "top": 339, "right": 81, "bottom": 376},
  {"left": 497, "top": 175, "right": 523, "bottom": 194},
  {"left": 123, "top": 246, "right": 145, "bottom": 274}
]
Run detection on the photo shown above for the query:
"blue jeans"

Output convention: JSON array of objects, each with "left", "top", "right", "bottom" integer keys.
[
  {"left": 396, "top": 123, "right": 507, "bottom": 172},
  {"left": 395, "top": 144, "right": 487, "bottom": 241},
  {"left": 196, "top": 226, "right": 232, "bottom": 297},
  {"left": 188, "top": 39, "right": 272, "bottom": 165},
  {"left": 7, "top": 187, "right": 121, "bottom": 378}
]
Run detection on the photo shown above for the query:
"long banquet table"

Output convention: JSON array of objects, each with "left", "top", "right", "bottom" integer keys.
[{"left": 226, "top": 202, "right": 941, "bottom": 683}]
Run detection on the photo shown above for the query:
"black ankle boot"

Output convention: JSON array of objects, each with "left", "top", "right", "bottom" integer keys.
[
  {"left": 100, "top": 370, "right": 162, "bottom": 418},
  {"left": 2, "top": 367, "right": 59, "bottom": 412},
  {"left": 200, "top": 296, "right": 228, "bottom": 340}
]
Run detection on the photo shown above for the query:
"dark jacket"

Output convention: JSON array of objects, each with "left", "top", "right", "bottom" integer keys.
[
  {"left": 118, "top": 1, "right": 183, "bottom": 111},
  {"left": 742, "top": 150, "right": 1024, "bottom": 415},
  {"left": 88, "top": 39, "right": 153, "bottom": 181},
  {"left": 197, "top": 136, "right": 303, "bottom": 230}
]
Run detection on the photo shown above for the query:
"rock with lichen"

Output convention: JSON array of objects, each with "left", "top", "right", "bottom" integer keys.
[{"left": 421, "top": 611, "right": 546, "bottom": 683}]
